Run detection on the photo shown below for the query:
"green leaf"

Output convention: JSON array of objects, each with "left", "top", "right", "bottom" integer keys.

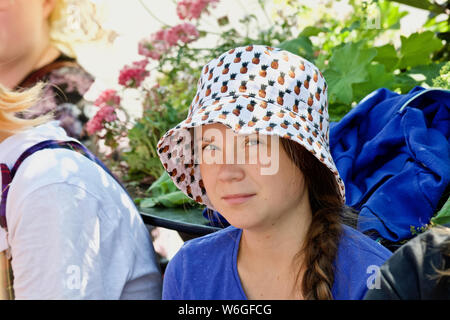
[
  {"left": 432, "top": 61, "right": 450, "bottom": 89},
  {"left": 398, "top": 31, "right": 444, "bottom": 69},
  {"left": 142, "top": 190, "right": 196, "bottom": 208},
  {"left": 409, "top": 62, "right": 445, "bottom": 86},
  {"left": 373, "top": 44, "right": 399, "bottom": 72},
  {"left": 328, "top": 103, "right": 351, "bottom": 122},
  {"left": 353, "top": 64, "right": 395, "bottom": 102},
  {"left": 217, "top": 15, "right": 229, "bottom": 26},
  {"left": 379, "top": 1, "right": 408, "bottom": 30},
  {"left": 140, "top": 198, "right": 157, "bottom": 208},
  {"left": 431, "top": 197, "right": 450, "bottom": 226},
  {"left": 147, "top": 171, "right": 171, "bottom": 194},
  {"left": 392, "top": 73, "right": 420, "bottom": 93},
  {"left": 299, "top": 26, "right": 328, "bottom": 37},
  {"left": 324, "top": 41, "right": 377, "bottom": 104},
  {"left": 278, "top": 36, "right": 314, "bottom": 60},
  {"left": 156, "top": 191, "right": 193, "bottom": 208}
]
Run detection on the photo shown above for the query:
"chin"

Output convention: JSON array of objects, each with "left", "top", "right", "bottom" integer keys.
[{"left": 218, "top": 207, "right": 262, "bottom": 230}]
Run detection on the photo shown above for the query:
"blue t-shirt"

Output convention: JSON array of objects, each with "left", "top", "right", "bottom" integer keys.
[{"left": 163, "top": 224, "right": 392, "bottom": 300}]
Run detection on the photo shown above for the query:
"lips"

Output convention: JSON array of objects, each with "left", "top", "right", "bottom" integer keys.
[{"left": 222, "top": 193, "right": 256, "bottom": 205}]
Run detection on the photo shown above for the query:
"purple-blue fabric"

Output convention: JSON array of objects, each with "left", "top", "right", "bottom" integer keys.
[
  {"left": 329, "top": 87, "right": 450, "bottom": 242},
  {"left": 162, "top": 224, "right": 392, "bottom": 300}
]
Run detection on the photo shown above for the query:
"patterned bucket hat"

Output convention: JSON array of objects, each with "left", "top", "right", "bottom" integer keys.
[{"left": 157, "top": 45, "right": 345, "bottom": 209}]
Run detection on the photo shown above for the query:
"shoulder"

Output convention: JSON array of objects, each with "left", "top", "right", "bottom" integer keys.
[
  {"left": 332, "top": 225, "right": 392, "bottom": 300},
  {"left": 339, "top": 224, "right": 392, "bottom": 262},
  {"left": 171, "top": 226, "right": 241, "bottom": 266},
  {"left": 163, "top": 227, "right": 241, "bottom": 299},
  {"left": 11, "top": 147, "right": 100, "bottom": 193},
  {"left": 164, "top": 226, "right": 240, "bottom": 280},
  {"left": 8, "top": 146, "right": 128, "bottom": 216}
]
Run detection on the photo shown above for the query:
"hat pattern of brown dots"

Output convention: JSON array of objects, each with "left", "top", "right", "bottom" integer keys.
[{"left": 157, "top": 45, "right": 345, "bottom": 209}]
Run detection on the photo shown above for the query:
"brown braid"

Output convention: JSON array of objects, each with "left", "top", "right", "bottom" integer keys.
[{"left": 281, "top": 138, "right": 354, "bottom": 300}]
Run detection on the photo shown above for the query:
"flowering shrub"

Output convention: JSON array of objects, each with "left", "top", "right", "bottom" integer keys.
[
  {"left": 86, "top": 89, "right": 120, "bottom": 134},
  {"left": 87, "top": 0, "right": 448, "bottom": 207},
  {"left": 118, "top": 59, "right": 150, "bottom": 88},
  {"left": 176, "top": 0, "right": 219, "bottom": 20},
  {"left": 138, "top": 23, "right": 200, "bottom": 60}
]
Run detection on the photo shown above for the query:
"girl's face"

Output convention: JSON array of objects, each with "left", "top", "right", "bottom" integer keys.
[
  {"left": 0, "top": 0, "right": 54, "bottom": 66},
  {"left": 197, "top": 123, "right": 310, "bottom": 231}
]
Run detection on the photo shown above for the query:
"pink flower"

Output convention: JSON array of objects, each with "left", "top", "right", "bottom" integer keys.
[
  {"left": 167, "top": 23, "right": 199, "bottom": 44},
  {"left": 118, "top": 59, "right": 150, "bottom": 88},
  {"left": 86, "top": 105, "right": 118, "bottom": 135},
  {"left": 138, "top": 24, "right": 199, "bottom": 60},
  {"left": 176, "top": 0, "right": 219, "bottom": 20},
  {"left": 139, "top": 30, "right": 171, "bottom": 60},
  {"left": 94, "top": 89, "right": 121, "bottom": 107}
]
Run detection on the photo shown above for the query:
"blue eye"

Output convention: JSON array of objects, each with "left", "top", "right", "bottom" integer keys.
[
  {"left": 246, "top": 139, "right": 260, "bottom": 146},
  {"left": 203, "top": 144, "right": 219, "bottom": 151}
]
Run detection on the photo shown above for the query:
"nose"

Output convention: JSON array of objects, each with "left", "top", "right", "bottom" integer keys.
[{"left": 217, "top": 163, "right": 245, "bottom": 183}]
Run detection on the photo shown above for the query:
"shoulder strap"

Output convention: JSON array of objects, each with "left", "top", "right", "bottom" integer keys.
[{"left": 0, "top": 140, "right": 127, "bottom": 231}]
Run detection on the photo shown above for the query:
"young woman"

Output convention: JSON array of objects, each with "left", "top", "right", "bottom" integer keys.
[
  {"left": 157, "top": 45, "right": 392, "bottom": 300},
  {"left": 0, "top": 83, "right": 162, "bottom": 299},
  {"left": 0, "top": 0, "right": 112, "bottom": 141}
]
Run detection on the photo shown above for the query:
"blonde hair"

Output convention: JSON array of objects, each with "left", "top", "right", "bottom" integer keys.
[
  {"left": 48, "top": 0, "right": 115, "bottom": 58},
  {"left": 0, "top": 83, "right": 52, "bottom": 134}
]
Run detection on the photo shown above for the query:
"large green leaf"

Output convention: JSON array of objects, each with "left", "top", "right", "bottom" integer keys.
[
  {"left": 279, "top": 36, "right": 314, "bottom": 60},
  {"left": 398, "top": 31, "right": 444, "bottom": 69},
  {"left": 299, "top": 26, "right": 329, "bottom": 37},
  {"left": 324, "top": 42, "right": 377, "bottom": 104},
  {"left": 353, "top": 63, "right": 395, "bottom": 102},
  {"left": 373, "top": 44, "right": 399, "bottom": 72},
  {"left": 152, "top": 191, "right": 194, "bottom": 208}
]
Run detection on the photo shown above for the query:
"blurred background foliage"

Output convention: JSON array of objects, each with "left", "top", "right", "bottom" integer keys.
[{"left": 91, "top": 0, "right": 449, "bottom": 208}]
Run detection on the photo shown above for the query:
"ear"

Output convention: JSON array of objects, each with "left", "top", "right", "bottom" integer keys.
[{"left": 42, "top": 0, "right": 57, "bottom": 19}]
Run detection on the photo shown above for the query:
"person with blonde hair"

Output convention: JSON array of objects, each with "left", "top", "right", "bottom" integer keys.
[
  {"left": 0, "top": 83, "right": 162, "bottom": 299},
  {"left": 0, "top": 0, "right": 113, "bottom": 141}
]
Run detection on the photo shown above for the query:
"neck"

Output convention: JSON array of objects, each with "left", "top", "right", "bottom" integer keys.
[
  {"left": 237, "top": 202, "right": 312, "bottom": 299},
  {"left": 239, "top": 207, "right": 312, "bottom": 268},
  {"left": 0, "top": 42, "right": 61, "bottom": 89}
]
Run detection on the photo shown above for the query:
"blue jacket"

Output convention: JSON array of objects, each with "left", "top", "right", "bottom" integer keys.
[{"left": 330, "top": 87, "right": 450, "bottom": 242}]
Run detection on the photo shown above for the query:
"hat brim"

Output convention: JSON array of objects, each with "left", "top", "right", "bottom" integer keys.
[{"left": 157, "top": 94, "right": 345, "bottom": 209}]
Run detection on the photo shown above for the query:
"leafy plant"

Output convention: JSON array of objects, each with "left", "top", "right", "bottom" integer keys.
[
  {"left": 432, "top": 61, "right": 450, "bottom": 89},
  {"left": 276, "top": 0, "right": 448, "bottom": 120},
  {"left": 87, "top": 0, "right": 448, "bottom": 208},
  {"left": 137, "top": 171, "right": 199, "bottom": 208}
]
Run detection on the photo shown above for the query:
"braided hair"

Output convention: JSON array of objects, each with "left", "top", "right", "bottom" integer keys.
[{"left": 281, "top": 138, "right": 356, "bottom": 300}]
